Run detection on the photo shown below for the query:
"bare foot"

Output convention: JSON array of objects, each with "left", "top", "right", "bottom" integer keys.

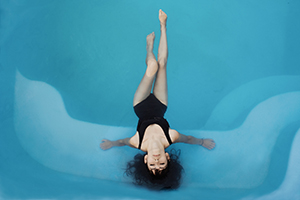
[
  {"left": 146, "top": 32, "right": 155, "bottom": 51},
  {"left": 202, "top": 139, "right": 216, "bottom": 150},
  {"left": 159, "top": 9, "right": 167, "bottom": 25}
]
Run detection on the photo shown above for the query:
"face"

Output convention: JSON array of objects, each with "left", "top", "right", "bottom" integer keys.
[{"left": 144, "top": 152, "right": 170, "bottom": 175}]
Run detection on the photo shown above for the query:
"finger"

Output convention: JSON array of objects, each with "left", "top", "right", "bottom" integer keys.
[
  {"left": 100, "top": 145, "right": 106, "bottom": 150},
  {"left": 102, "top": 139, "right": 107, "bottom": 142}
]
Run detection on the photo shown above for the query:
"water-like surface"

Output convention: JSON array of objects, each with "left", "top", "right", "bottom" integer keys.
[{"left": 1, "top": 0, "right": 300, "bottom": 199}]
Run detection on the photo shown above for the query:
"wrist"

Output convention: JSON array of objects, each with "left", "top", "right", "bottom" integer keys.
[
  {"left": 199, "top": 138, "right": 203, "bottom": 146},
  {"left": 112, "top": 140, "right": 118, "bottom": 147}
]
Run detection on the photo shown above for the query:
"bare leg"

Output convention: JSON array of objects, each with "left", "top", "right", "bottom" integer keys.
[
  {"left": 153, "top": 9, "right": 168, "bottom": 106},
  {"left": 133, "top": 32, "right": 158, "bottom": 106}
]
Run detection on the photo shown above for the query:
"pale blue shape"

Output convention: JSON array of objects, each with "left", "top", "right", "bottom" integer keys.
[
  {"left": 1, "top": 0, "right": 300, "bottom": 199},
  {"left": 204, "top": 76, "right": 300, "bottom": 130},
  {"left": 13, "top": 70, "right": 300, "bottom": 197}
]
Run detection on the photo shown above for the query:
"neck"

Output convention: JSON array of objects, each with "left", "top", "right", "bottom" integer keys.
[{"left": 145, "top": 137, "right": 164, "bottom": 152}]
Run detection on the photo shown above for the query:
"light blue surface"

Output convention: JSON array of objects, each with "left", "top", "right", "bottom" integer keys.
[{"left": 1, "top": 1, "right": 300, "bottom": 199}]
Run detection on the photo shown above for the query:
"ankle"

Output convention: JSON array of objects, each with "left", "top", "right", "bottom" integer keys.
[
  {"left": 160, "top": 22, "right": 167, "bottom": 27},
  {"left": 146, "top": 46, "right": 154, "bottom": 52}
]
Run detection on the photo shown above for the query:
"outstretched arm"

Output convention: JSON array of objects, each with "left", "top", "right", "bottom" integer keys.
[
  {"left": 174, "top": 133, "right": 216, "bottom": 150},
  {"left": 100, "top": 137, "right": 134, "bottom": 150}
]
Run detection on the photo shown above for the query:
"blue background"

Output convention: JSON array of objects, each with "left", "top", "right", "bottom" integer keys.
[{"left": 1, "top": 0, "right": 300, "bottom": 199}]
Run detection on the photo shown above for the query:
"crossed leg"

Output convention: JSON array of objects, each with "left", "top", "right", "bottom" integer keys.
[
  {"left": 133, "top": 32, "right": 158, "bottom": 106},
  {"left": 133, "top": 9, "right": 168, "bottom": 107}
]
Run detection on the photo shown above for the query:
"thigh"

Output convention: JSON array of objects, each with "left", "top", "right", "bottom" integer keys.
[
  {"left": 153, "top": 67, "right": 168, "bottom": 106},
  {"left": 133, "top": 74, "right": 155, "bottom": 106}
]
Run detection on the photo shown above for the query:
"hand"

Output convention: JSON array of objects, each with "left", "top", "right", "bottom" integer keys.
[
  {"left": 100, "top": 139, "right": 113, "bottom": 150},
  {"left": 201, "top": 139, "right": 216, "bottom": 150}
]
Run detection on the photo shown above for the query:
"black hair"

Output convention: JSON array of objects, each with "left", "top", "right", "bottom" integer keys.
[{"left": 124, "top": 149, "right": 184, "bottom": 190}]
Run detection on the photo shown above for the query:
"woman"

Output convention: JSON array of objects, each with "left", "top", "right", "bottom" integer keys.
[{"left": 100, "top": 9, "right": 215, "bottom": 190}]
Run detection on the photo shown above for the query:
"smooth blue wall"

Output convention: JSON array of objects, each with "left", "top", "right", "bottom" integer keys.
[{"left": 1, "top": 0, "right": 300, "bottom": 199}]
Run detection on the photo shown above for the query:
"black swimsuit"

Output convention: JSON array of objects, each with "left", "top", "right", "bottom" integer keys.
[{"left": 134, "top": 94, "right": 173, "bottom": 149}]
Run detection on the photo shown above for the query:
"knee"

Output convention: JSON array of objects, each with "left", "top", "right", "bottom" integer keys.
[
  {"left": 146, "top": 59, "right": 158, "bottom": 76},
  {"left": 158, "top": 58, "right": 167, "bottom": 68},
  {"left": 147, "top": 58, "right": 158, "bottom": 67}
]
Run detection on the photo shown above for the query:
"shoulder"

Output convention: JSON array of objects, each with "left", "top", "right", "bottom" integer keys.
[
  {"left": 129, "top": 131, "right": 139, "bottom": 148},
  {"left": 169, "top": 129, "right": 180, "bottom": 143}
]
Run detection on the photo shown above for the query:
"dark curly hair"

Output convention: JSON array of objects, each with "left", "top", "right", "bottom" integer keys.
[{"left": 124, "top": 149, "right": 184, "bottom": 190}]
